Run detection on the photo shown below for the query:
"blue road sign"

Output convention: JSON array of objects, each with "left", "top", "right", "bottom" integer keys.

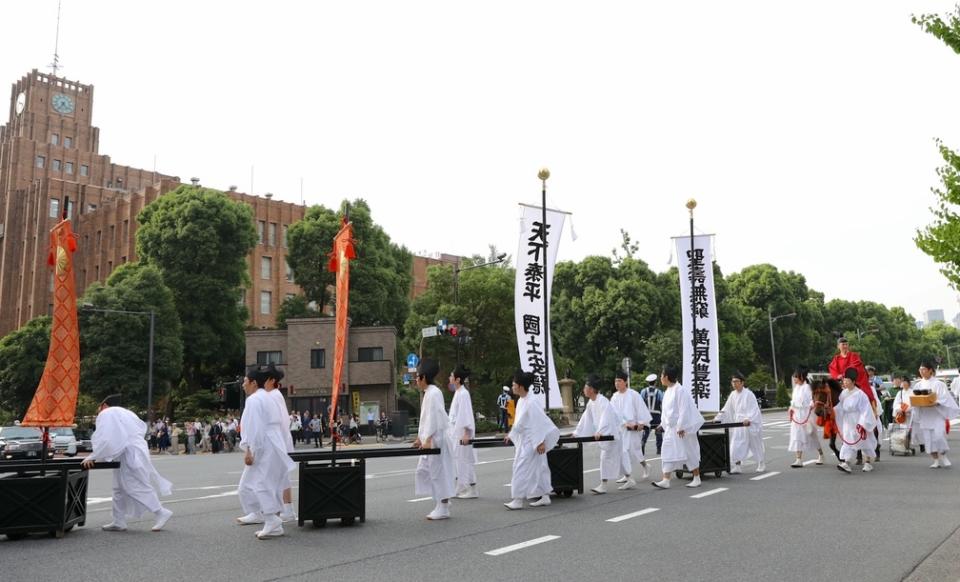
[{"left": 406, "top": 353, "right": 419, "bottom": 368}]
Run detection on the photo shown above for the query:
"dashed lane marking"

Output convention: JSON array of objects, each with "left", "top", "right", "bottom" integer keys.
[
  {"left": 606, "top": 508, "right": 660, "bottom": 523},
  {"left": 485, "top": 535, "right": 561, "bottom": 556},
  {"left": 690, "top": 487, "right": 728, "bottom": 499}
]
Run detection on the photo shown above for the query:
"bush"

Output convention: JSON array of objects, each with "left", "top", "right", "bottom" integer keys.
[{"left": 475, "top": 419, "right": 499, "bottom": 434}]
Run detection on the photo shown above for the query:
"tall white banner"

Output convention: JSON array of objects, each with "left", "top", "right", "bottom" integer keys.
[
  {"left": 675, "top": 234, "right": 720, "bottom": 412},
  {"left": 515, "top": 204, "right": 565, "bottom": 410}
]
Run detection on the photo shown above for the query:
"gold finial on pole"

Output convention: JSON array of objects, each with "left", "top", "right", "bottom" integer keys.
[
  {"left": 538, "top": 167, "right": 551, "bottom": 183},
  {"left": 686, "top": 198, "right": 697, "bottom": 216}
]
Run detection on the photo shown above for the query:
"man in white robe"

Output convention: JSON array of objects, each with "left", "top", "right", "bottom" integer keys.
[
  {"left": 448, "top": 365, "right": 479, "bottom": 499},
  {"left": 714, "top": 372, "right": 765, "bottom": 473},
  {"left": 610, "top": 370, "right": 653, "bottom": 489},
  {"left": 911, "top": 360, "right": 960, "bottom": 468},
  {"left": 835, "top": 367, "right": 878, "bottom": 474},
  {"left": 505, "top": 371, "right": 560, "bottom": 510},
  {"left": 237, "top": 366, "right": 297, "bottom": 539},
  {"left": 652, "top": 364, "right": 705, "bottom": 489},
  {"left": 263, "top": 364, "right": 297, "bottom": 522},
  {"left": 82, "top": 394, "right": 173, "bottom": 532},
  {"left": 574, "top": 374, "right": 623, "bottom": 494},
  {"left": 413, "top": 358, "right": 456, "bottom": 520}
]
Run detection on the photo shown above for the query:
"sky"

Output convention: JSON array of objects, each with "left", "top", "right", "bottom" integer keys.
[{"left": 3, "top": 1, "right": 960, "bottom": 323}]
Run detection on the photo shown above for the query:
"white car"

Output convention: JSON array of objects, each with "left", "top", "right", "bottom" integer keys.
[{"left": 49, "top": 427, "right": 79, "bottom": 457}]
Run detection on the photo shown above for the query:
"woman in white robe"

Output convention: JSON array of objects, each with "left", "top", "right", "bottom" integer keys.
[
  {"left": 448, "top": 365, "right": 479, "bottom": 499},
  {"left": 82, "top": 394, "right": 173, "bottom": 532},
  {"left": 573, "top": 374, "right": 622, "bottom": 494},
  {"left": 835, "top": 368, "right": 878, "bottom": 474},
  {"left": 714, "top": 372, "right": 765, "bottom": 473},
  {"left": 413, "top": 359, "right": 456, "bottom": 520},
  {"left": 787, "top": 367, "right": 823, "bottom": 467},
  {"left": 911, "top": 360, "right": 960, "bottom": 468},
  {"left": 263, "top": 364, "right": 297, "bottom": 522},
  {"left": 505, "top": 371, "right": 560, "bottom": 510},
  {"left": 652, "top": 364, "right": 705, "bottom": 489},
  {"left": 610, "top": 370, "right": 653, "bottom": 488}
]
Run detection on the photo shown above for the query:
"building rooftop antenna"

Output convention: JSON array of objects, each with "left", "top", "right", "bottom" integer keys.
[{"left": 49, "top": 0, "right": 63, "bottom": 77}]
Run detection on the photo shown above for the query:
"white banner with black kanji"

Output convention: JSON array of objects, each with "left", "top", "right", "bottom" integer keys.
[
  {"left": 515, "top": 204, "right": 565, "bottom": 410},
  {"left": 675, "top": 234, "right": 720, "bottom": 412}
]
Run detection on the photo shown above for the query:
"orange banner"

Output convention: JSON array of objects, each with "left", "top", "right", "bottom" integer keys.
[
  {"left": 22, "top": 219, "right": 80, "bottom": 427},
  {"left": 328, "top": 220, "right": 355, "bottom": 429}
]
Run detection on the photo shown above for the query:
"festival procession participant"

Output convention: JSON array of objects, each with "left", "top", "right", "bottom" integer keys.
[
  {"left": 610, "top": 369, "right": 653, "bottom": 489},
  {"left": 714, "top": 371, "right": 765, "bottom": 473},
  {"left": 639, "top": 373, "right": 663, "bottom": 455},
  {"left": 504, "top": 370, "right": 560, "bottom": 510},
  {"left": 262, "top": 364, "right": 297, "bottom": 523},
  {"left": 81, "top": 394, "right": 173, "bottom": 532},
  {"left": 448, "top": 365, "right": 479, "bottom": 499},
  {"left": 910, "top": 359, "right": 960, "bottom": 468},
  {"left": 652, "top": 364, "right": 706, "bottom": 489},
  {"left": 828, "top": 336, "right": 880, "bottom": 460},
  {"left": 573, "top": 374, "right": 622, "bottom": 494},
  {"left": 787, "top": 366, "right": 824, "bottom": 467},
  {"left": 835, "top": 367, "right": 878, "bottom": 474},
  {"left": 236, "top": 365, "right": 296, "bottom": 539},
  {"left": 412, "top": 358, "right": 456, "bottom": 520}
]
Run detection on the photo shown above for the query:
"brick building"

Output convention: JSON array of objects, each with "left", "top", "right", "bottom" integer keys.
[
  {"left": 0, "top": 69, "right": 304, "bottom": 335},
  {"left": 410, "top": 252, "right": 463, "bottom": 299}
]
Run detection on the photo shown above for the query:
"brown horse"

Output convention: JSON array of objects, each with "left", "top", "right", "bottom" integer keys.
[{"left": 812, "top": 378, "right": 843, "bottom": 460}]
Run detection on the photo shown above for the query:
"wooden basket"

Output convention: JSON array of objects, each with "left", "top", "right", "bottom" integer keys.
[{"left": 910, "top": 393, "right": 938, "bottom": 407}]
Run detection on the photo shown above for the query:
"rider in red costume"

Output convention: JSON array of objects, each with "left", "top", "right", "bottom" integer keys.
[{"left": 828, "top": 337, "right": 876, "bottom": 407}]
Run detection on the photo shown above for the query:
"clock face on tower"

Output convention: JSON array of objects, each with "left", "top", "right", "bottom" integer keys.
[
  {"left": 51, "top": 93, "right": 74, "bottom": 115},
  {"left": 15, "top": 92, "right": 25, "bottom": 115}
]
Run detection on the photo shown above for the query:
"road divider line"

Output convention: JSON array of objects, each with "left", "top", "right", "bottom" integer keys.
[
  {"left": 485, "top": 535, "right": 561, "bottom": 556},
  {"left": 762, "top": 437, "right": 772, "bottom": 440},
  {"left": 690, "top": 487, "right": 728, "bottom": 499},
  {"left": 584, "top": 468, "right": 600, "bottom": 474},
  {"left": 750, "top": 471, "right": 780, "bottom": 481},
  {"left": 802, "top": 459, "right": 818, "bottom": 466},
  {"left": 606, "top": 508, "right": 660, "bottom": 523},
  {"left": 406, "top": 497, "right": 433, "bottom": 503}
]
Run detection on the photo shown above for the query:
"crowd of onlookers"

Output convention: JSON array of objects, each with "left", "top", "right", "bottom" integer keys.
[{"left": 147, "top": 417, "right": 240, "bottom": 455}]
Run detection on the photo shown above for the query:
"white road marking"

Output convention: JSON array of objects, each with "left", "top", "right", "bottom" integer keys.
[
  {"left": 485, "top": 535, "right": 561, "bottom": 556},
  {"left": 763, "top": 437, "right": 773, "bottom": 440},
  {"left": 803, "top": 459, "right": 818, "bottom": 466},
  {"left": 584, "top": 468, "right": 600, "bottom": 474},
  {"left": 87, "top": 497, "right": 112, "bottom": 505},
  {"left": 406, "top": 497, "right": 433, "bottom": 503},
  {"left": 476, "top": 458, "right": 514, "bottom": 466},
  {"left": 690, "top": 487, "right": 728, "bottom": 499},
  {"left": 750, "top": 471, "right": 780, "bottom": 481},
  {"left": 503, "top": 483, "right": 512, "bottom": 487},
  {"left": 606, "top": 508, "right": 660, "bottom": 523}
]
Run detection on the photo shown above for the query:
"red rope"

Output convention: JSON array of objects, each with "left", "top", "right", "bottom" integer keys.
[
  {"left": 789, "top": 406, "right": 814, "bottom": 425},
  {"left": 815, "top": 390, "right": 866, "bottom": 446}
]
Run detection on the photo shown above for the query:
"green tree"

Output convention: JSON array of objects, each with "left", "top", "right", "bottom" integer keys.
[
  {"left": 287, "top": 199, "right": 413, "bottom": 329},
  {"left": 276, "top": 294, "right": 318, "bottom": 328},
  {"left": 79, "top": 262, "right": 183, "bottom": 410},
  {"left": 136, "top": 185, "right": 256, "bottom": 390},
  {"left": 0, "top": 316, "right": 51, "bottom": 418}
]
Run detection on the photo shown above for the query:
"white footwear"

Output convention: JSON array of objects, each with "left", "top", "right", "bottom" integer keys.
[
  {"left": 256, "top": 515, "right": 284, "bottom": 539},
  {"left": 837, "top": 462, "right": 852, "bottom": 473},
  {"left": 101, "top": 523, "right": 127, "bottom": 532},
  {"left": 639, "top": 463, "right": 650, "bottom": 480},
  {"left": 730, "top": 464, "right": 742, "bottom": 474},
  {"left": 651, "top": 479, "right": 671, "bottom": 489},
  {"left": 930, "top": 459, "right": 942, "bottom": 469},
  {"left": 790, "top": 460, "right": 803, "bottom": 468},
  {"left": 591, "top": 483, "right": 607, "bottom": 494},
  {"left": 942, "top": 456, "right": 952, "bottom": 468},
  {"left": 815, "top": 454, "right": 824, "bottom": 465},
  {"left": 529, "top": 495, "right": 551, "bottom": 507},
  {"left": 755, "top": 463, "right": 766, "bottom": 473},
  {"left": 503, "top": 498, "right": 523, "bottom": 510},
  {"left": 862, "top": 463, "right": 874, "bottom": 473},
  {"left": 617, "top": 478, "right": 637, "bottom": 491},
  {"left": 615, "top": 476, "right": 629, "bottom": 484},
  {"left": 236, "top": 512, "right": 264, "bottom": 525},
  {"left": 685, "top": 476, "right": 702, "bottom": 488},
  {"left": 151, "top": 508, "right": 173, "bottom": 532},
  {"left": 279, "top": 510, "right": 297, "bottom": 523},
  {"left": 426, "top": 502, "right": 450, "bottom": 520},
  {"left": 456, "top": 485, "right": 478, "bottom": 499}
]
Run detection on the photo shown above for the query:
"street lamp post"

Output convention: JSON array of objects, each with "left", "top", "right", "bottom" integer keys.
[
  {"left": 453, "top": 253, "right": 507, "bottom": 365},
  {"left": 81, "top": 304, "right": 156, "bottom": 424},
  {"left": 767, "top": 306, "right": 796, "bottom": 387},
  {"left": 945, "top": 344, "right": 960, "bottom": 369}
]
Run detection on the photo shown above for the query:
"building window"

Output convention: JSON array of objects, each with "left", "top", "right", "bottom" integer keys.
[
  {"left": 357, "top": 347, "right": 384, "bottom": 362},
  {"left": 66, "top": 199, "right": 74, "bottom": 218},
  {"left": 36, "top": 156, "right": 45, "bottom": 168},
  {"left": 260, "top": 290, "right": 272, "bottom": 314},
  {"left": 282, "top": 225, "right": 288, "bottom": 247},
  {"left": 95, "top": 265, "right": 100, "bottom": 279},
  {"left": 52, "top": 159, "right": 61, "bottom": 172},
  {"left": 51, "top": 133, "right": 59, "bottom": 146},
  {"left": 87, "top": 203, "right": 97, "bottom": 212},
  {"left": 268, "top": 222, "right": 277, "bottom": 247},
  {"left": 261, "top": 256, "right": 272, "bottom": 280},
  {"left": 310, "top": 349, "right": 326, "bottom": 369},
  {"left": 256, "top": 351, "right": 282, "bottom": 365},
  {"left": 64, "top": 162, "right": 73, "bottom": 174},
  {"left": 122, "top": 219, "right": 129, "bottom": 242},
  {"left": 80, "top": 165, "right": 88, "bottom": 177},
  {"left": 64, "top": 136, "right": 72, "bottom": 148},
  {"left": 285, "top": 262, "right": 293, "bottom": 282},
  {"left": 257, "top": 221, "right": 265, "bottom": 245},
  {"left": 96, "top": 230, "right": 102, "bottom": 250},
  {"left": 49, "top": 198, "right": 60, "bottom": 218},
  {"left": 109, "top": 225, "right": 115, "bottom": 246},
  {"left": 49, "top": 273, "right": 54, "bottom": 292}
]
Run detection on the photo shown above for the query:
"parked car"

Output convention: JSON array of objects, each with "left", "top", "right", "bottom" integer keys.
[
  {"left": 0, "top": 426, "right": 55, "bottom": 460},
  {"left": 73, "top": 428, "right": 93, "bottom": 453},
  {"left": 49, "top": 427, "right": 79, "bottom": 456}
]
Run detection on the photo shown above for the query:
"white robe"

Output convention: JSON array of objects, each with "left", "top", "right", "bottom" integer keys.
[
  {"left": 787, "top": 383, "right": 821, "bottom": 454},
  {"left": 609, "top": 389, "right": 653, "bottom": 477},
  {"left": 266, "top": 388, "right": 295, "bottom": 493},
  {"left": 660, "top": 383, "right": 705, "bottom": 473},
  {"left": 573, "top": 393, "right": 622, "bottom": 480},
  {"left": 448, "top": 386, "right": 478, "bottom": 488},
  {"left": 715, "top": 388, "right": 765, "bottom": 464},
  {"left": 509, "top": 395, "right": 560, "bottom": 499},
  {"left": 238, "top": 389, "right": 296, "bottom": 516},
  {"left": 909, "top": 378, "right": 960, "bottom": 454},
  {"left": 835, "top": 388, "right": 878, "bottom": 461},
  {"left": 415, "top": 385, "right": 456, "bottom": 502},
  {"left": 90, "top": 406, "right": 172, "bottom": 524}
]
